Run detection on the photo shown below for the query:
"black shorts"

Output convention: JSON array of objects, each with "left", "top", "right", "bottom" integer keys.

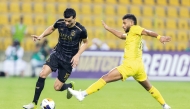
[{"left": 45, "top": 52, "right": 72, "bottom": 83}]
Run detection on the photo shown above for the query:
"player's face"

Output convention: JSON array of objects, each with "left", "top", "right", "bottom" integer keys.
[
  {"left": 64, "top": 16, "right": 76, "bottom": 28},
  {"left": 122, "top": 19, "right": 134, "bottom": 33}
]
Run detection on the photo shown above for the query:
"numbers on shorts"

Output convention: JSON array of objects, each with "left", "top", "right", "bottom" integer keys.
[{"left": 64, "top": 73, "right": 70, "bottom": 81}]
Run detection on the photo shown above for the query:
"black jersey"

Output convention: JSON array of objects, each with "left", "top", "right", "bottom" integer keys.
[{"left": 53, "top": 19, "right": 87, "bottom": 62}]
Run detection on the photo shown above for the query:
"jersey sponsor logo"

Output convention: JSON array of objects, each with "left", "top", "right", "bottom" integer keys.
[
  {"left": 71, "top": 30, "right": 76, "bottom": 36},
  {"left": 60, "top": 33, "right": 72, "bottom": 41}
]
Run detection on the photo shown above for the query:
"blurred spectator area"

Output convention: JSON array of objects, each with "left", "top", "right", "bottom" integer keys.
[{"left": 0, "top": 0, "right": 189, "bottom": 51}]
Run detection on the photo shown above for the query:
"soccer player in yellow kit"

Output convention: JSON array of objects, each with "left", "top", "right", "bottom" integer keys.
[{"left": 68, "top": 14, "right": 171, "bottom": 109}]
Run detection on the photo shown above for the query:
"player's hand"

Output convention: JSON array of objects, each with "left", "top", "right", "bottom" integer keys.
[
  {"left": 31, "top": 35, "right": 43, "bottom": 42},
  {"left": 102, "top": 20, "right": 109, "bottom": 30},
  {"left": 71, "top": 54, "right": 80, "bottom": 68},
  {"left": 160, "top": 36, "right": 171, "bottom": 44}
]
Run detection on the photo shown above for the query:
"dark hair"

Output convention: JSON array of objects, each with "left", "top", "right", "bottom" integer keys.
[
  {"left": 122, "top": 14, "right": 137, "bottom": 25},
  {"left": 64, "top": 8, "right": 76, "bottom": 18},
  {"left": 13, "top": 40, "right": 20, "bottom": 46}
]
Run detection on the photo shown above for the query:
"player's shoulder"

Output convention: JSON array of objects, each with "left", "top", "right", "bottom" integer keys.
[
  {"left": 55, "top": 19, "right": 65, "bottom": 23},
  {"left": 130, "top": 25, "right": 142, "bottom": 29},
  {"left": 129, "top": 25, "right": 143, "bottom": 32},
  {"left": 75, "top": 22, "right": 86, "bottom": 32},
  {"left": 54, "top": 19, "right": 66, "bottom": 28}
]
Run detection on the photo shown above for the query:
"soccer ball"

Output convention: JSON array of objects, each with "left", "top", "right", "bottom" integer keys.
[{"left": 40, "top": 98, "right": 55, "bottom": 109}]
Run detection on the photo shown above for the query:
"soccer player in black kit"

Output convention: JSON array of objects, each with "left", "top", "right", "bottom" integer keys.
[{"left": 23, "top": 8, "right": 88, "bottom": 109}]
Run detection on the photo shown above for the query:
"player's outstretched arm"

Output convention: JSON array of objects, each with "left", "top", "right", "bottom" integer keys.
[
  {"left": 102, "top": 20, "right": 126, "bottom": 40},
  {"left": 31, "top": 25, "right": 56, "bottom": 42},
  {"left": 141, "top": 29, "right": 171, "bottom": 44}
]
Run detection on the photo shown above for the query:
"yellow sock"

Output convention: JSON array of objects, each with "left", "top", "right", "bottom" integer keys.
[
  {"left": 148, "top": 86, "right": 165, "bottom": 105},
  {"left": 86, "top": 78, "right": 106, "bottom": 95}
]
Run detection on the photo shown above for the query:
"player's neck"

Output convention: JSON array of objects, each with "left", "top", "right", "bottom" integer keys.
[{"left": 69, "top": 22, "right": 76, "bottom": 28}]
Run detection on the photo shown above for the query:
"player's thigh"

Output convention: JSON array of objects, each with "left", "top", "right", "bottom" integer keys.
[
  {"left": 57, "top": 62, "right": 72, "bottom": 83},
  {"left": 133, "top": 64, "right": 151, "bottom": 90},
  {"left": 41, "top": 53, "right": 59, "bottom": 78},
  {"left": 116, "top": 62, "right": 134, "bottom": 81},
  {"left": 133, "top": 71, "right": 147, "bottom": 82},
  {"left": 133, "top": 63, "right": 147, "bottom": 82},
  {"left": 54, "top": 69, "right": 71, "bottom": 90},
  {"left": 102, "top": 68, "right": 122, "bottom": 83}
]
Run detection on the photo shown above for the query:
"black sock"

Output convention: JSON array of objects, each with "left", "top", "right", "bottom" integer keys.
[
  {"left": 59, "top": 83, "right": 72, "bottom": 91},
  {"left": 32, "top": 77, "right": 46, "bottom": 105}
]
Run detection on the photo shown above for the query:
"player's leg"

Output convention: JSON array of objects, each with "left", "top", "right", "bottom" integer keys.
[
  {"left": 23, "top": 53, "right": 58, "bottom": 109},
  {"left": 33, "top": 65, "right": 52, "bottom": 104},
  {"left": 54, "top": 77, "right": 74, "bottom": 98},
  {"left": 53, "top": 61, "right": 74, "bottom": 99},
  {"left": 68, "top": 68, "right": 123, "bottom": 101},
  {"left": 85, "top": 68, "right": 122, "bottom": 95},
  {"left": 134, "top": 63, "right": 170, "bottom": 109},
  {"left": 23, "top": 65, "right": 52, "bottom": 109},
  {"left": 54, "top": 77, "right": 73, "bottom": 90},
  {"left": 138, "top": 79, "right": 171, "bottom": 109},
  {"left": 139, "top": 79, "right": 165, "bottom": 104}
]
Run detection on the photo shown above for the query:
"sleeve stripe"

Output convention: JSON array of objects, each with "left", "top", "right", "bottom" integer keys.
[
  {"left": 57, "top": 21, "right": 65, "bottom": 23},
  {"left": 74, "top": 25, "right": 82, "bottom": 31}
]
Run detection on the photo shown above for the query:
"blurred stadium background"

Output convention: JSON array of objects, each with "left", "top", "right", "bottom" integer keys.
[
  {"left": 0, "top": 0, "right": 189, "bottom": 76},
  {"left": 0, "top": 0, "right": 189, "bottom": 77},
  {"left": 0, "top": 0, "right": 189, "bottom": 52}
]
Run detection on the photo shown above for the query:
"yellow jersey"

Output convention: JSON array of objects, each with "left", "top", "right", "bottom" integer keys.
[{"left": 123, "top": 25, "right": 144, "bottom": 59}]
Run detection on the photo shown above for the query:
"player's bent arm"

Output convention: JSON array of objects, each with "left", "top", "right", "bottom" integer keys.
[
  {"left": 76, "top": 38, "right": 88, "bottom": 56},
  {"left": 141, "top": 29, "right": 159, "bottom": 38},
  {"left": 39, "top": 25, "right": 56, "bottom": 38},
  {"left": 141, "top": 29, "right": 171, "bottom": 44},
  {"left": 106, "top": 27, "right": 126, "bottom": 40}
]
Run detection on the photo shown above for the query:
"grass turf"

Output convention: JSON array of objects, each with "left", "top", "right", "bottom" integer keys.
[{"left": 0, "top": 77, "right": 189, "bottom": 109}]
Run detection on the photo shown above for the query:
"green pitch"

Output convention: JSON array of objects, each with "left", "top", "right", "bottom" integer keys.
[{"left": 0, "top": 77, "right": 189, "bottom": 109}]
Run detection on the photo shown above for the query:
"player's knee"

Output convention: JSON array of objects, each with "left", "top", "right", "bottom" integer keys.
[
  {"left": 54, "top": 85, "right": 61, "bottom": 91},
  {"left": 145, "top": 87, "right": 151, "bottom": 91},
  {"left": 143, "top": 85, "right": 152, "bottom": 91},
  {"left": 101, "top": 74, "right": 109, "bottom": 83},
  {"left": 101, "top": 74, "right": 108, "bottom": 78},
  {"left": 39, "top": 69, "right": 49, "bottom": 78},
  {"left": 39, "top": 72, "right": 47, "bottom": 78},
  {"left": 39, "top": 65, "right": 51, "bottom": 78}
]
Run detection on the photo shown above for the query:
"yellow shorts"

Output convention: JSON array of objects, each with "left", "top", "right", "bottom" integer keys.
[{"left": 116, "top": 59, "right": 147, "bottom": 82}]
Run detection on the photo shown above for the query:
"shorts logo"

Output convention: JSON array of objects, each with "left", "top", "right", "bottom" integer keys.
[
  {"left": 64, "top": 73, "right": 70, "bottom": 81},
  {"left": 71, "top": 30, "right": 75, "bottom": 36}
]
